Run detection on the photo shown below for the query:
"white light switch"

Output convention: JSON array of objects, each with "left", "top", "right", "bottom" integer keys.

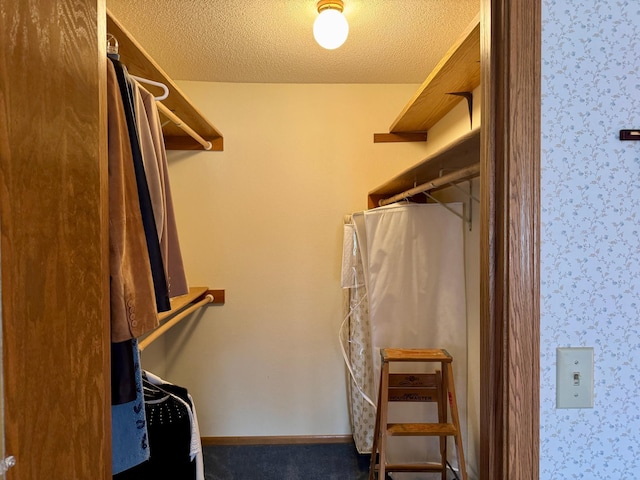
[{"left": 556, "top": 347, "right": 594, "bottom": 408}]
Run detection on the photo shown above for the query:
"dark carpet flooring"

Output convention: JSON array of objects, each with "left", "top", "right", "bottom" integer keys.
[{"left": 202, "top": 442, "right": 371, "bottom": 480}]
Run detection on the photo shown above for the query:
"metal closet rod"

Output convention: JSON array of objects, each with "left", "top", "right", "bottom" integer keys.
[{"left": 378, "top": 163, "right": 480, "bottom": 207}]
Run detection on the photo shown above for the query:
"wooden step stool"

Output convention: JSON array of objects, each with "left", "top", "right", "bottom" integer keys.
[{"left": 369, "top": 348, "right": 467, "bottom": 480}]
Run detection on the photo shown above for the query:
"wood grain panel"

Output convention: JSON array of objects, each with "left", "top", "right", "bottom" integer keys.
[
  {"left": 0, "top": 1, "right": 110, "bottom": 478},
  {"left": 368, "top": 128, "right": 480, "bottom": 208},
  {"left": 480, "top": 0, "right": 541, "bottom": 478},
  {"left": 389, "top": 14, "right": 481, "bottom": 134}
]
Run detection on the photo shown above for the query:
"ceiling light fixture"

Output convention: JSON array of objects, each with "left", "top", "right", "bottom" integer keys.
[{"left": 313, "top": 0, "right": 349, "bottom": 50}]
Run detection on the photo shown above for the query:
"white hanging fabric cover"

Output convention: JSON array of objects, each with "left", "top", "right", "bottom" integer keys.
[{"left": 342, "top": 203, "right": 467, "bottom": 477}]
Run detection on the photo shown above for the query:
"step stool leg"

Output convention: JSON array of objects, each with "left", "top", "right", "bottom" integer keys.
[
  {"left": 446, "top": 362, "right": 467, "bottom": 480},
  {"left": 369, "top": 363, "right": 384, "bottom": 480},
  {"left": 377, "top": 360, "right": 390, "bottom": 480},
  {"left": 436, "top": 368, "right": 447, "bottom": 480}
]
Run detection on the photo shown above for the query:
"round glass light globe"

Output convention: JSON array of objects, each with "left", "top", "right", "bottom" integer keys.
[{"left": 313, "top": 9, "right": 349, "bottom": 50}]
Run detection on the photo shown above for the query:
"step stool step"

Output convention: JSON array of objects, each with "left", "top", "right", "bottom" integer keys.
[
  {"left": 387, "top": 422, "right": 458, "bottom": 436},
  {"left": 382, "top": 348, "right": 452, "bottom": 363}
]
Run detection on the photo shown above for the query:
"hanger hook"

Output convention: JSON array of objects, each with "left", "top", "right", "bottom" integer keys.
[{"left": 107, "top": 33, "right": 119, "bottom": 55}]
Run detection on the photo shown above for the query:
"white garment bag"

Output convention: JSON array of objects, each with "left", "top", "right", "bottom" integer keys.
[{"left": 344, "top": 203, "right": 467, "bottom": 478}]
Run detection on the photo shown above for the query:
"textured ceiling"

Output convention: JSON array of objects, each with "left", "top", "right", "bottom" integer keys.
[{"left": 106, "top": 0, "right": 480, "bottom": 84}]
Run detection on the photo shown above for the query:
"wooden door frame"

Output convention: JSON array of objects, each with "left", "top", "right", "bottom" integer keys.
[{"left": 480, "top": 0, "right": 541, "bottom": 478}]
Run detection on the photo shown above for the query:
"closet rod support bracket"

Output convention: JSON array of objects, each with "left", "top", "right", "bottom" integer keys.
[
  {"left": 448, "top": 181, "right": 480, "bottom": 204},
  {"left": 424, "top": 192, "right": 472, "bottom": 231},
  {"left": 205, "top": 289, "right": 225, "bottom": 305}
]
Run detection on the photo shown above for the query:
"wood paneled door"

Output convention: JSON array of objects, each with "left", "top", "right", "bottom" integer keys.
[{"left": 0, "top": 1, "right": 111, "bottom": 478}]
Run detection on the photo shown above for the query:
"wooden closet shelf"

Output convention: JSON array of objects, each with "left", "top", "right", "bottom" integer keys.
[
  {"left": 368, "top": 127, "right": 480, "bottom": 208},
  {"left": 107, "top": 9, "right": 224, "bottom": 151},
  {"left": 374, "top": 13, "right": 480, "bottom": 142}
]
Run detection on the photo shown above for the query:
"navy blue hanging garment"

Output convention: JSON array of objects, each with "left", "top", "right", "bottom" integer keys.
[{"left": 109, "top": 57, "right": 170, "bottom": 313}]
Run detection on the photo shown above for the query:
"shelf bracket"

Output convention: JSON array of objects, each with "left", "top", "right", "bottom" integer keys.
[{"left": 447, "top": 91, "right": 473, "bottom": 130}]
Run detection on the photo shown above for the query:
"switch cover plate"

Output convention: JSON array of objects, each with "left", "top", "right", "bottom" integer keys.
[{"left": 556, "top": 347, "right": 594, "bottom": 408}]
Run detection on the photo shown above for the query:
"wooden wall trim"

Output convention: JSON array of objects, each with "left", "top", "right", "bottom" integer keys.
[
  {"left": 480, "top": 0, "right": 541, "bottom": 479},
  {"left": 201, "top": 435, "right": 354, "bottom": 446},
  {"left": 0, "top": 0, "right": 111, "bottom": 478}
]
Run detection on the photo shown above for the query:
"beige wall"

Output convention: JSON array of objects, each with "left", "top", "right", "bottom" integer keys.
[{"left": 141, "top": 83, "right": 480, "bottom": 448}]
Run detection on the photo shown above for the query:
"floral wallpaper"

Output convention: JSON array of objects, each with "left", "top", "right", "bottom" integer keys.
[{"left": 541, "top": 0, "right": 640, "bottom": 477}]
